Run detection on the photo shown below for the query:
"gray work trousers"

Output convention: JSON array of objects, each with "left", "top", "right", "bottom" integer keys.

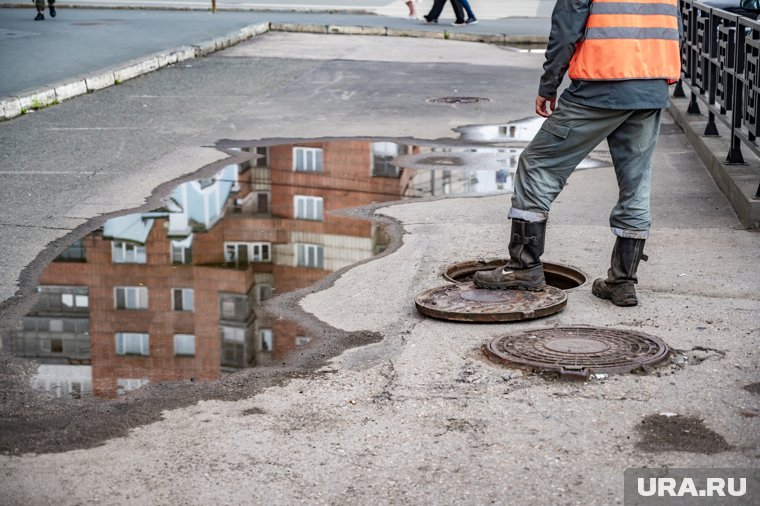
[{"left": 509, "top": 98, "right": 662, "bottom": 239}]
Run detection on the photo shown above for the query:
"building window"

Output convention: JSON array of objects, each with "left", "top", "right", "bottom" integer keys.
[
  {"left": 114, "top": 286, "right": 148, "bottom": 310},
  {"left": 112, "top": 241, "right": 146, "bottom": 264},
  {"left": 257, "top": 284, "right": 273, "bottom": 302},
  {"left": 115, "top": 333, "right": 149, "bottom": 356},
  {"left": 221, "top": 326, "right": 245, "bottom": 343},
  {"left": 219, "top": 293, "right": 251, "bottom": 322},
  {"left": 172, "top": 288, "right": 194, "bottom": 312},
  {"left": 61, "top": 293, "right": 89, "bottom": 308},
  {"left": 293, "top": 147, "right": 323, "bottom": 173},
  {"left": 174, "top": 334, "right": 196, "bottom": 356},
  {"left": 295, "top": 336, "right": 311, "bottom": 346},
  {"left": 55, "top": 239, "right": 86, "bottom": 262},
  {"left": 171, "top": 241, "right": 192, "bottom": 265},
  {"left": 255, "top": 192, "right": 270, "bottom": 213},
  {"left": 296, "top": 243, "right": 324, "bottom": 268},
  {"left": 224, "top": 242, "right": 271, "bottom": 266},
  {"left": 41, "top": 338, "right": 64, "bottom": 353},
  {"left": 371, "top": 142, "right": 402, "bottom": 178},
  {"left": 294, "top": 195, "right": 324, "bottom": 221},
  {"left": 260, "top": 329, "right": 273, "bottom": 352},
  {"left": 254, "top": 146, "right": 268, "bottom": 167},
  {"left": 49, "top": 320, "right": 64, "bottom": 332}
]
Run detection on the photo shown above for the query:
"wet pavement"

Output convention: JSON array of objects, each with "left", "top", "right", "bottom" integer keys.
[
  {"left": 1, "top": 29, "right": 759, "bottom": 506},
  {"left": 5, "top": 137, "right": 546, "bottom": 400}
]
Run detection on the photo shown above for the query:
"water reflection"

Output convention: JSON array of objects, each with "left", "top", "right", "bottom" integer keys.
[{"left": 6, "top": 137, "right": 601, "bottom": 399}]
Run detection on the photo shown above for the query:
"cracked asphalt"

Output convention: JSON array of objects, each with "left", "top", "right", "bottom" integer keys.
[{"left": 1, "top": 31, "right": 759, "bottom": 505}]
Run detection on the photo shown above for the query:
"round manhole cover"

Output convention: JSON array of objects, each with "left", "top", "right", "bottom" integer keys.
[
  {"left": 443, "top": 259, "right": 587, "bottom": 291},
  {"left": 485, "top": 327, "right": 670, "bottom": 378},
  {"left": 414, "top": 282, "right": 567, "bottom": 322},
  {"left": 427, "top": 96, "right": 491, "bottom": 104}
]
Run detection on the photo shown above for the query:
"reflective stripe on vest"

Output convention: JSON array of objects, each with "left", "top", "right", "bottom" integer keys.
[{"left": 568, "top": 0, "right": 682, "bottom": 81}]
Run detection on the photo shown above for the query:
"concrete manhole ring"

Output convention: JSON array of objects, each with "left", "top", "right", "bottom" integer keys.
[
  {"left": 485, "top": 326, "right": 670, "bottom": 379},
  {"left": 414, "top": 282, "right": 567, "bottom": 323},
  {"left": 443, "top": 259, "right": 587, "bottom": 291}
]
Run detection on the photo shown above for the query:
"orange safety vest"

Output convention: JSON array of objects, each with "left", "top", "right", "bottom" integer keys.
[{"left": 568, "top": 0, "right": 681, "bottom": 81}]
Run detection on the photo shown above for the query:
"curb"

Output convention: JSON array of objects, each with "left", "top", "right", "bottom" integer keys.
[
  {"left": 0, "top": 21, "right": 547, "bottom": 121},
  {"left": 0, "top": 3, "right": 378, "bottom": 15},
  {"left": 669, "top": 97, "right": 760, "bottom": 229}
]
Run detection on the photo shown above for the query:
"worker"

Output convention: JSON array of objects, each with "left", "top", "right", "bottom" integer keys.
[{"left": 474, "top": 0, "right": 681, "bottom": 307}]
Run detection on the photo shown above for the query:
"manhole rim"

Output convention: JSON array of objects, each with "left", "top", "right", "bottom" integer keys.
[
  {"left": 484, "top": 325, "right": 671, "bottom": 377},
  {"left": 442, "top": 259, "right": 588, "bottom": 291},
  {"left": 414, "top": 282, "right": 567, "bottom": 323}
]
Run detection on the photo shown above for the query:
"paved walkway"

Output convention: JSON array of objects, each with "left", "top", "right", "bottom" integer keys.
[{"left": 0, "top": 2, "right": 551, "bottom": 106}]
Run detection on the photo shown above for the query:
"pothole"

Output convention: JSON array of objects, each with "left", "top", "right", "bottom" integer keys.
[
  {"left": 635, "top": 414, "right": 731, "bottom": 454},
  {"left": 2, "top": 136, "right": 551, "bottom": 404},
  {"left": 484, "top": 326, "right": 670, "bottom": 380},
  {"left": 443, "top": 259, "right": 587, "bottom": 291},
  {"left": 669, "top": 346, "right": 727, "bottom": 369}
]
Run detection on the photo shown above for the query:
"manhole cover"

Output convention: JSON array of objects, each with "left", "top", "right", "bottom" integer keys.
[
  {"left": 414, "top": 282, "right": 567, "bottom": 322},
  {"left": 485, "top": 327, "right": 670, "bottom": 379},
  {"left": 427, "top": 96, "right": 491, "bottom": 104},
  {"left": 416, "top": 156, "right": 465, "bottom": 166},
  {"left": 443, "top": 259, "right": 587, "bottom": 291}
]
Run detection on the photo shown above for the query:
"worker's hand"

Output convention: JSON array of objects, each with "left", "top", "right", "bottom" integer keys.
[{"left": 535, "top": 95, "right": 557, "bottom": 118}]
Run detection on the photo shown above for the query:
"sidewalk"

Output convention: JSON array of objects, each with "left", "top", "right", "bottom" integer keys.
[
  {"left": 0, "top": 29, "right": 758, "bottom": 503},
  {"left": 0, "top": 3, "right": 551, "bottom": 112},
  {"left": 0, "top": 4, "right": 758, "bottom": 504}
]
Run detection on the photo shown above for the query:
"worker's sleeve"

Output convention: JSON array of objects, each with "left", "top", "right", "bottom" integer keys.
[{"left": 538, "top": 0, "right": 591, "bottom": 99}]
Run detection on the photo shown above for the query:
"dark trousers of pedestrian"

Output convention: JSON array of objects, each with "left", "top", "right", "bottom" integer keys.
[{"left": 426, "top": 0, "right": 465, "bottom": 23}]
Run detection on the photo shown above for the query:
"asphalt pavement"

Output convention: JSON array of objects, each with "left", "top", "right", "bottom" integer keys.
[
  {"left": 0, "top": 1, "right": 551, "bottom": 102},
  {"left": 0, "top": 2, "right": 758, "bottom": 505}
]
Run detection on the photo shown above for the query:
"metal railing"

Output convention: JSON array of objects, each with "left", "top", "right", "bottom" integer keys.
[{"left": 676, "top": 0, "right": 760, "bottom": 198}]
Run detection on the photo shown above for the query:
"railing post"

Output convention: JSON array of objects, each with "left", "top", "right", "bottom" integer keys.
[
  {"left": 688, "top": 90, "right": 702, "bottom": 114},
  {"left": 674, "top": 79, "right": 686, "bottom": 98},
  {"left": 727, "top": 16, "right": 746, "bottom": 164},
  {"left": 705, "top": 112, "right": 720, "bottom": 135}
]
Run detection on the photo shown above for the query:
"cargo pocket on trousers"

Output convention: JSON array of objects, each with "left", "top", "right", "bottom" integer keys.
[{"left": 540, "top": 119, "right": 571, "bottom": 139}]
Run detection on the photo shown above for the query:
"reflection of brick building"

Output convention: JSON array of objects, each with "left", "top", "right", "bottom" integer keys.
[{"left": 10, "top": 141, "right": 413, "bottom": 398}]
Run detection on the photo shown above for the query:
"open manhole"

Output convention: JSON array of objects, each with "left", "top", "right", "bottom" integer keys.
[
  {"left": 485, "top": 327, "right": 670, "bottom": 379},
  {"left": 427, "top": 96, "right": 491, "bottom": 105},
  {"left": 416, "top": 155, "right": 465, "bottom": 166},
  {"left": 415, "top": 282, "right": 566, "bottom": 323},
  {"left": 443, "top": 259, "right": 587, "bottom": 291}
]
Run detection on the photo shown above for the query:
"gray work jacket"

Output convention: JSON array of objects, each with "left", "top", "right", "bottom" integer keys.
[{"left": 539, "top": 0, "right": 673, "bottom": 110}]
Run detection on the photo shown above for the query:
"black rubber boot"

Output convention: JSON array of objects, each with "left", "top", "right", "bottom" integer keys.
[
  {"left": 473, "top": 219, "right": 546, "bottom": 291},
  {"left": 592, "top": 237, "right": 647, "bottom": 306}
]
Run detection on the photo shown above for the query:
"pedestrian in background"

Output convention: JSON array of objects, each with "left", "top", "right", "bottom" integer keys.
[
  {"left": 34, "top": 0, "right": 55, "bottom": 20},
  {"left": 473, "top": 0, "right": 681, "bottom": 307},
  {"left": 458, "top": 0, "right": 478, "bottom": 25},
  {"left": 404, "top": 0, "right": 419, "bottom": 20},
  {"left": 423, "top": 0, "right": 465, "bottom": 26}
]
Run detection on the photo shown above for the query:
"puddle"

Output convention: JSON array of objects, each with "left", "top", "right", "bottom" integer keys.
[
  {"left": 635, "top": 414, "right": 731, "bottom": 454},
  {"left": 4, "top": 136, "right": 609, "bottom": 400}
]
